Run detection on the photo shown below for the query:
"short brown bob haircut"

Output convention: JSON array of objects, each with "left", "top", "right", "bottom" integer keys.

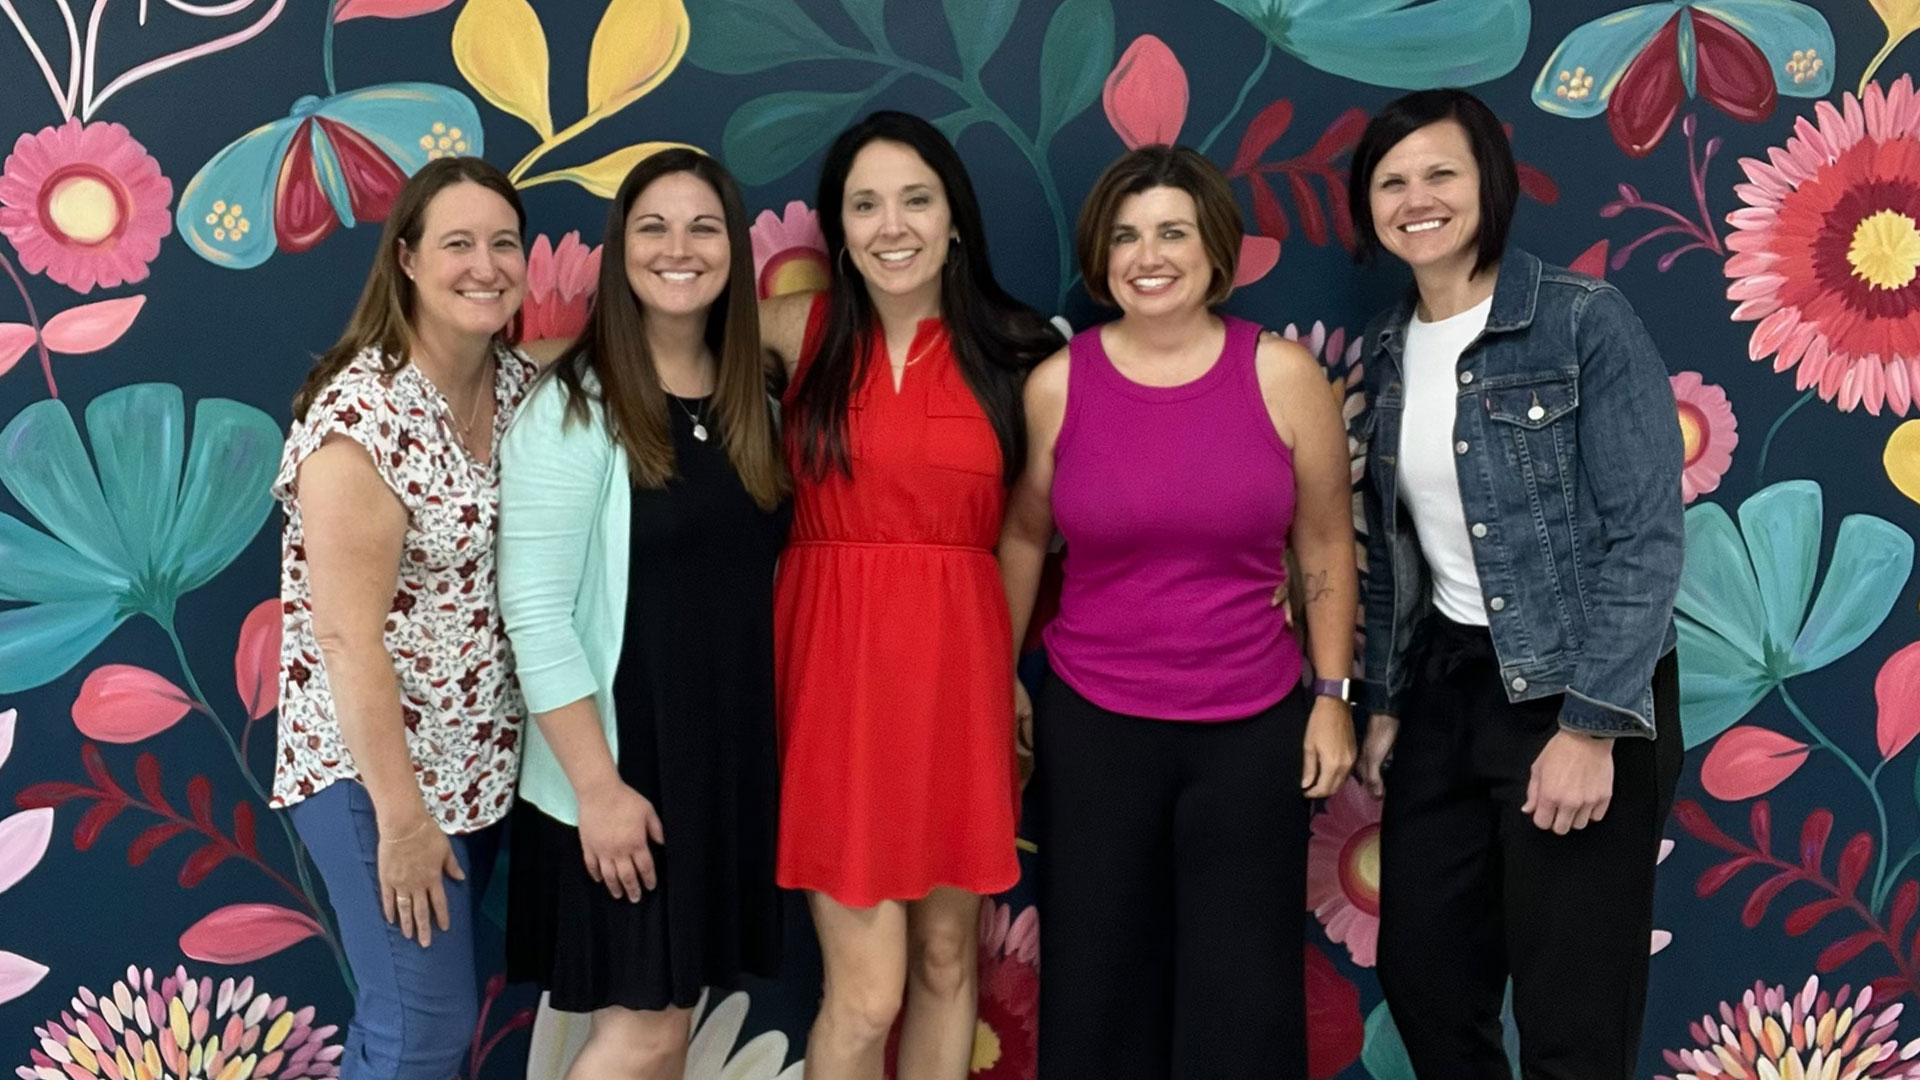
[{"left": 1075, "top": 145, "right": 1241, "bottom": 309}]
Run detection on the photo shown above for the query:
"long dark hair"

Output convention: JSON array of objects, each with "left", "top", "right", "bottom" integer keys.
[
  {"left": 788, "top": 111, "right": 1058, "bottom": 483},
  {"left": 293, "top": 156, "right": 525, "bottom": 420},
  {"left": 550, "top": 149, "right": 788, "bottom": 509}
]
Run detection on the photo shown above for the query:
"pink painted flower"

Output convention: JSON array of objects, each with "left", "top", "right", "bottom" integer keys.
[
  {"left": 1724, "top": 75, "right": 1920, "bottom": 414},
  {"left": 0, "top": 119, "right": 173, "bottom": 293},
  {"left": 521, "top": 231, "right": 601, "bottom": 343},
  {"left": 972, "top": 901, "right": 1039, "bottom": 1078},
  {"left": 1670, "top": 371, "right": 1737, "bottom": 502},
  {"left": 1656, "top": 976, "right": 1920, "bottom": 1080},
  {"left": 1307, "top": 778, "right": 1381, "bottom": 967},
  {"left": 750, "top": 200, "right": 829, "bottom": 300},
  {"left": 1104, "top": 35, "right": 1188, "bottom": 150},
  {"left": 16, "top": 964, "right": 341, "bottom": 1079}
]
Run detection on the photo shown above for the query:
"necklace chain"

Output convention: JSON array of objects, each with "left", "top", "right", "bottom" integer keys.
[{"left": 666, "top": 389, "right": 711, "bottom": 442}]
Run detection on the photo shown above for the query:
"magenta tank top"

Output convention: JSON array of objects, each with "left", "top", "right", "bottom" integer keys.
[{"left": 1042, "top": 315, "right": 1303, "bottom": 720}]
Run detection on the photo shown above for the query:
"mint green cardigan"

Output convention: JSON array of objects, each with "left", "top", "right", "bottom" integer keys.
[{"left": 497, "top": 370, "right": 628, "bottom": 826}]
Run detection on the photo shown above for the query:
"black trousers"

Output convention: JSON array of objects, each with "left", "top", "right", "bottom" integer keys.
[
  {"left": 1377, "top": 616, "right": 1682, "bottom": 1080},
  {"left": 1035, "top": 673, "right": 1310, "bottom": 1080}
]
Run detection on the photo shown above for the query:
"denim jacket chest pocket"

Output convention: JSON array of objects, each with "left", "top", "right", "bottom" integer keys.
[{"left": 1479, "top": 370, "right": 1579, "bottom": 501}]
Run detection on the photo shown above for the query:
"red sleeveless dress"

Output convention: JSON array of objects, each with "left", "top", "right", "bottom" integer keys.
[{"left": 773, "top": 294, "right": 1021, "bottom": 906}]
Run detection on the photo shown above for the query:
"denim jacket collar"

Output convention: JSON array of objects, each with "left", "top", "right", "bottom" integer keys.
[{"left": 1370, "top": 247, "right": 1544, "bottom": 363}]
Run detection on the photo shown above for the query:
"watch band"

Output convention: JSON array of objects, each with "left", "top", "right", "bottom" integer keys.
[{"left": 1310, "top": 676, "right": 1352, "bottom": 702}]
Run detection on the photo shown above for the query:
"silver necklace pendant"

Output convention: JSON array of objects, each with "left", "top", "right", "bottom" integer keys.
[{"left": 692, "top": 422, "right": 709, "bottom": 442}]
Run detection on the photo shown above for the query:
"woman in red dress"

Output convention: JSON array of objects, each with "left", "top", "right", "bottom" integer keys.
[{"left": 760, "top": 110, "right": 1057, "bottom": 1079}]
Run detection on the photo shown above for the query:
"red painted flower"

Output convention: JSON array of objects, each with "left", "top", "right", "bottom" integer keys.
[
  {"left": 0, "top": 119, "right": 173, "bottom": 293},
  {"left": 522, "top": 231, "right": 601, "bottom": 342}
]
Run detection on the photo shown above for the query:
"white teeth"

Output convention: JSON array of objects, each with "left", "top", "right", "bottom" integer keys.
[
  {"left": 1401, "top": 220, "right": 1445, "bottom": 233},
  {"left": 460, "top": 290, "right": 501, "bottom": 299},
  {"left": 876, "top": 251, "right": 916, "bottom": 263},
  {"left": 1133, "top": 277, "right": 1173, "bottom": 289},
  {"left": 657, "top": 271, "right": 697, "bottom": 282}
]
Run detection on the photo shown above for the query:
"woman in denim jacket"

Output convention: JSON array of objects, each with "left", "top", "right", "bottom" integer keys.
[{"left": 1349, "top": 89, "right": 1686, "bottom": 1079}]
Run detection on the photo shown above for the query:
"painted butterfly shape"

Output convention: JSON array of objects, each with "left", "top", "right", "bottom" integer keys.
[
  {"left": 1531, "top": 0, "right": 1833, "bottom": 157},
  {"left": 177, "top": 83, "right": 484, "bottom": 269}
]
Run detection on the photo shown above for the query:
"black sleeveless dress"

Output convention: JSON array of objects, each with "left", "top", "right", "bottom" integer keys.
[{"left": 507, "top": 395, "right": 791, "bottom": 1011}]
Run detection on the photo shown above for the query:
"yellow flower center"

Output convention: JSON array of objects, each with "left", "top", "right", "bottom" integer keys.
[
  {"left": 762, "top": 249, "right": 831, "bottom": 298},
  {"left": 1351, "top": 830, "right": 1380, "bottom": 896},
  {"left": 46, "top": 173, "right": 122, "bottom": 244},
  {"left": 1678, "top": 404, "right": 1706, "bottom": 464},
  {"left": 1848, "top": 208, "right": 1920, "bottom": 291},
  {"left": 970, "top": 1019, "right": 1002, "bottom": 1072}
]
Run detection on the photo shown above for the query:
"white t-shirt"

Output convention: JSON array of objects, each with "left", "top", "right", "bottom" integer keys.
[{"left": 1398, "top": 296, "right": 1493, "bottom": 627}]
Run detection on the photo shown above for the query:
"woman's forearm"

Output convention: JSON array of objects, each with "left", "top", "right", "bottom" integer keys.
[
  {"left": 998, "top": 511, "right": 1053, "bottom": 659},
  {"left": 1293, "top": 530, "right": 1359, "bottom": 684},
  {"left": 531, "top": 697, "right": 623, "bottom": 802}
]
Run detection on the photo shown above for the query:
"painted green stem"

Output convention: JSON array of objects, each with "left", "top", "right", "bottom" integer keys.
[
  {"left": 1779, "top": 683, "right": 1891, "bottom": 904},
  {"left": 1859, "top": 32, "right": 1908, "bottom": 98},
  {"left": 1198, "top": 41, "right": 1273, "bottom": 156},
  {"left": 1755, "top": 389, "right": 1816, "bottom": 484},
  {"left": 322, "top": 3, "right": 336, "bottom": 97}
]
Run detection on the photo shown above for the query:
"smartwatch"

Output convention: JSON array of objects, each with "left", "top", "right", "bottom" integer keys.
[{"left": 1311, "top": 677, "right": 1352, "bottom": 703}]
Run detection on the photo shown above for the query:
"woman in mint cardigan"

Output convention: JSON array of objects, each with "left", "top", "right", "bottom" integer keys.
[{"left": 497, "top": 149, "right": 791, "bottom": 1079}]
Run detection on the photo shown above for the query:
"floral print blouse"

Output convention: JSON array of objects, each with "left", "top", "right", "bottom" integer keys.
[{"left": 269, "top": 345, "right": 536, "bottom": 833}]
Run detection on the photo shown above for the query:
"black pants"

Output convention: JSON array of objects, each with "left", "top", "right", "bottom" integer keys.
[
  {"left": 1035, "top": 672, "right": 1309, "bottom": 1080},
  {"left": 1377, "top": 616, "right": 1682, "bottom": 1080}
]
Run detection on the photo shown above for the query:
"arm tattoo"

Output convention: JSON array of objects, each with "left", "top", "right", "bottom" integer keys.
[{"left": 1304, "top": 570, "right": 1333, "bottom": 604}]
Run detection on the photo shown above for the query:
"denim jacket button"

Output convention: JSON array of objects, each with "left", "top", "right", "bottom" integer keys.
[
  {"left": 1458, "top": 370, "right": 1474, "bottom": 385},
  {"left": 1489, "top": 597, "right": 1505, "bottom": 612},
  {"left": 1455, "top": 440, "right": 1469, "bottom": 454},
  {"left": 1511, "top": 677, "right": 1528, "bottom": 692},
  {"left": 1471, "top": 523, "right": 1488, "bottom": 538}
]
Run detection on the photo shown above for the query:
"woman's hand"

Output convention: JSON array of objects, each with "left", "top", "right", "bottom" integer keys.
[
  {"left": 1523, "top": 730, "right": 1615, "bottom": 834},
  {"left": 1015, "top": 680, "right": 1035, "bottom": 755},
  {"left": 578, "top": 781, "right": 665, "bottom": 902},
  {"left": 1301, "top": 697, "right": 1356, "bottom": 798},
  {"left": 378, "top": 813, "right": 464, "bottom": 948},
  {"left": 1356, "top": 714, "right": 1399, "bottom": 798}
]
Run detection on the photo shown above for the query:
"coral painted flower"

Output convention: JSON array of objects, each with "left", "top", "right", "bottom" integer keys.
[
  {"left": 1655, "top": 976, "right": 1920, "bottom": 1080},
  {"left": 973, "top": 902, "right": 1038, "bottom": 1079},
  {"left": 0, "top": 119, "right": 173, "bottom": 293},
  {"left": 1724, "top": 76, "right": 1920, "bottom": 414},
  {"left": 522, "top": 231, "right": 601, "bottom": 342},
  {"left": 750, "top": 200, "right": 828, "bottom": 300},
  {"left": 14, "top": 964, "right": 341, "bottom": 1079},
  {"left": 1670, "top": 372, "right": 1737, "bottom": 502},
  {"left": 1307, "top": 778, "right": 1381, "bottom": 967}
]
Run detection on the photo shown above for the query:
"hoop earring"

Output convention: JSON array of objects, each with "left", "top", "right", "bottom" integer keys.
[{"left": 837, "top": 247, "right": 856, "bottom": 277}]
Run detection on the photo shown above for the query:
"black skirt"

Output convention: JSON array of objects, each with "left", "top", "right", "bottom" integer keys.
[{"left": 506, "top": 397, "right": 790, "bottom": 1012}]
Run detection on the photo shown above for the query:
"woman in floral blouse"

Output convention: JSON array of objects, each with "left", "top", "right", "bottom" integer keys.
[{"left": 270, "top": 156, "right": 536, "bottom": 1080}]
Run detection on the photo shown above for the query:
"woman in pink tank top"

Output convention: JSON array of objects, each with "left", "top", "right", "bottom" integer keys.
[{"left": 999, "top": 146, "right": 1358, "bottom": 1080}]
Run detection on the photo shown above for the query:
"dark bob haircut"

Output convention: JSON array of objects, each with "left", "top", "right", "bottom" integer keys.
[
  {"left": 1075, "top": 145, "right": 1241, "bottom": 309},
  {"left": 1347, "top": 88, "right": 1518, "bottom": 276}
]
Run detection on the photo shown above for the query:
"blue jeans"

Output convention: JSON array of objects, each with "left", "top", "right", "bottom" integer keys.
[{"left": 290, "top": 781, "right": 501, "bottom": 1080}]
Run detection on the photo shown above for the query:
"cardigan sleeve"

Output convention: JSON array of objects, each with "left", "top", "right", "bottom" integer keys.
[{"left": 497, "top": 376, "right": 610, "bottom": 714}]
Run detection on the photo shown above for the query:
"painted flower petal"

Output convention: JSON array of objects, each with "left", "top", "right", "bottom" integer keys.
[
  {"left": 684, "top": 989, "right": 751, "bottom": 1077},
  {"left": 586, "top": 0, "right": 689, "bottom": 116},
  {"left": 179, "top": 903, "right": 325, "bottom": 963},
  {"left": 318, "top": 84, "right": 487, "bottom": 179},
  {"left": 0, "top": 596, "right": 125, "bottom": 694},
  {"left": 235, "top": 598, "right": 281, "bottom": 721},
  {"left": 1674, "top": 500, "right": 1767, "bottom": 664},
  {"left": 0, "top": 708, "right": 14, "bottom": 770},
  {"left": 1737, "top": 479, "right": 1822, "bottom": 657},
  {"left": 1694, "top": 0, "right": 1836, "bottom": 98},
  {"left": 175, "top": 112, "right": 300, "bottom": 270},
  {"left": 1789, "top": 513, "right": 1914, "bottom": 673},
  {"left": 1569, "top": 239, "right": 1610, "bottom": 278},
  {"left": 1104, "top": 35, "right": 1188, "bottom": 149},
  {"left": 38, "top": 295, "right": 145, "bottom": 355},
  {"left": 333, "top": 0, "right": 459, "bottom": 20},
  {"left": 0, "top": 323, "right": 37, "bottom": 376},
  {"left": 1677, "top": 613, "right": 1773, "bottom": 747},
  {"left": 84, "top": 382, "right": 184, "bottom": 572},
  {"left": 0, "top": 396, "right": 135, "bottom": 572},
  {"left": 0, "top": 951, "right": 48, "bottom": 1007},
  {"left": 0, "top": 511, "right": 126, "bottom": 603},
  {"left": 163, "top": 397, "right": 285, "bottom": 593},
  {"left": 1875, "top": 641, "right": 1920, "bottom": 759},
  {"left": 71, "top": 664, "right": 195, "bottom": 743},
  {"left": 1692, "top": 8, "right": 1779, "bottom": 123},
  {"left": 1607, "top": 13, "right": 1686, "bottom": 156},
  {"left": 0, "top": 806, "right": 53, "bottom": 894},
  {"left": 1233, "top": 234, "right": 1280, "bottom": 288},
  {"left": 1306, "top": 944, "right": 1364, "bottom": 1079},
  {"left": 1700, "top": 725, "right": 1810, "bottom": 799},
  {"left": 452, "top": 0, "right": 555, "bottom": 140},
  {"left": 1272, "top": 0, "right": 1532, "bottom": 89},
  {"left": 1530, "top": 2, "right": 1671, "bottom": 119}
]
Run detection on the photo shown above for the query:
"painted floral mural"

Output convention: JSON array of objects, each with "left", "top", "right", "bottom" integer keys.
[{"left": 0, "top": 0, "right": 1915, "bottom": 1077}]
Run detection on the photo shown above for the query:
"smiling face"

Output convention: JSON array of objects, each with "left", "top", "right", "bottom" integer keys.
[
  {"left": 1367, "top": 119, "right": 1483, "bottom": 277},
  {"left": 840, "top": 139, "right": 953, "bottom": 305},
  {"left": 1107, "top": 185, "right": 1214, "bottom": 319},
  {"left": 398, "top": 180, "right": 527, "bottom": 342},
  {"left": 623, "top": 169, "right": 730, "bottom": 319}
]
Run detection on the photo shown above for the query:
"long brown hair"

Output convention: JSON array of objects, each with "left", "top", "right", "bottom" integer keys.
[
  {"left": 550, "top": 149, "right": 788, "bottom": 510},
  {"left": 291, "top": 156, "right": 527, "bottom": 420}
]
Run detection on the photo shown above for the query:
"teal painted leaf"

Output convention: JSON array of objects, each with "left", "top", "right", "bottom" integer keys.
[
  {"left": 1788, "top": 514, "right": 1913, "bottom": 674},
  {"left": 840, "top": 0, "right": 888, "bottom": 49},
  {"left": 1362, "top": 997, "right": 1520, "bottom": 1080},
  {"left": 85, "top": 383, "right": 185, "bottom": 567},
  {"left": 1693, "top": 0, "right": 1835, "bottom": 97},
  {"left": 1677, "top": 614, "right": 1774, "bottom": 747},
  {"left": 1037, "top": 0, "right": 1113, "bottom": 142},
  {"left": 1531, "top": 5, "right": 1672, "bottom": 118},
  {"left": 0, "top": 515, "right": 125, "bottom": 604},
  {"left": 0, "top": 399, "right": 134, "bottom": 573},
  {"left": 933, "top": 107, "right": 988, "bottom": 144},
  {"left": 1214, "top": 0, "right": 1530, "bottom": 89},
  {"left": 0, "top": 598, "right": 125, "bottom": 695},
  {"left": 164, "top": 398, "right": 283, "bottom": 593},
  {"left": 1674, "top": 502, "right": 1767, "bottom": 666},
  {"left": 945, "top": 0, "right": 1020, "bottom": 78},
  {"left": 1737, "top": 478, "right": 1821, "bottom": 657},
  {"left": 684, "top": 0, "right": 842, "bottom": 74},
  {"left": 722, "top": 87, "right": 883, "bottom": 186}
]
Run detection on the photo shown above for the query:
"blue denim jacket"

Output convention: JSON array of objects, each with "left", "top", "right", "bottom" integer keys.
[{"left": 1357, "top": 248, "right": 1684, "bottom": 737}]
